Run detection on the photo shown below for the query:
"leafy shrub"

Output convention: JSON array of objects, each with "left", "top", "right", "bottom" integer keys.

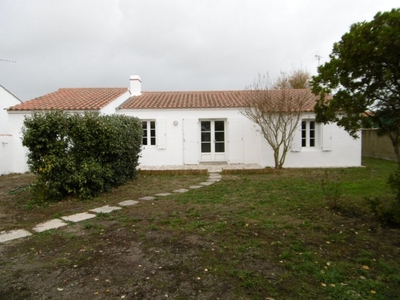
[
  {"left": 366, "top": 196, "right": 400, "bottom": 225},
  {"left": 366, "top": 168, "right": 400, "bottom": 225},
  {"left": 22, "top": 111, "right": 142, "bottom": 201}
]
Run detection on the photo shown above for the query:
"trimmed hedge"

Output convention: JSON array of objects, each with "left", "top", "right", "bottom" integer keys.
[{"left": 22, "top": 111, "right": 142, "bottom": 201}]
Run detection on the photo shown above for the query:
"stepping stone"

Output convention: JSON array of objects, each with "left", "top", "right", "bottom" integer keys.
[
  {"left": 33, "top": 219, "right": 67, "bottom": 233},
  {"left": 200, "top": 181, "right": 214, "bottom": 186},
  {"left": 61, "top": 212, "right": 96, "bottom": 223},
  {"left": 189, "top": 185, "right": 203, "bottom": 189},
  {"left": 208, "top": 178, "right": 221, "bottom": 182},
  {"left": 90, "top": 205, "right": 122, "bottom": 214},
  {"left": 173, "top": 189, "right": 189, "bottom": 193},
  {"left": 118, "top": 200, "right": 139, "bottom": 206},
  {"left": 154, "top": 193, "right": 172, "bottom": 197},
  {"left": 0, "top": 229, "right": 32, "bottom": 243},
  {"left": 139, "top": 196, "right": 155, "bottom": 201},
  {"left": 209, "top": 174, "right": 222, "bottom": 178},
  {"left": 208, "top": 167, "right": 223, "bottom": 172}
]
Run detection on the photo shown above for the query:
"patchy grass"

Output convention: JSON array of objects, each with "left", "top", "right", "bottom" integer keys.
[{"left": 0, "top": 157, "right": 399, "bottom": 299}]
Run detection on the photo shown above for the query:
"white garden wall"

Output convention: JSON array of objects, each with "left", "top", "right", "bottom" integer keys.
[{"left": 5, "top": 112, "right": 30, "bottom": 174}]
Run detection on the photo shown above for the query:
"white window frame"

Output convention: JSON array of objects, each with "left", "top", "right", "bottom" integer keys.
[
  {"left": 301, "top": 120, "right": 316, "bottom": 148},
  {"left": 142, "top": 120, "right": 156, "bottom": 146}
]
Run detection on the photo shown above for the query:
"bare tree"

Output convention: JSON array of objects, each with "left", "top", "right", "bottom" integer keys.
[{"left": 240, "top": 72, "right": 313, "bottom": 169}]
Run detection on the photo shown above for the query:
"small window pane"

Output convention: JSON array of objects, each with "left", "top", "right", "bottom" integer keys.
[
  {"left": 215, "top": 142, "right": 225, "bottom": 153},
  {"left": 302, "top": 138, "right": 306, "bottom": 147},
  {"left": 201, "top": 121, "right": 211, "bottom": 131},
  {"left": 201, "top": 143, "right": 211, "bottom": 153},
  {"left": 215, "top": 121, "right": 224, "bottom": 131},
  {"left": 201, "top": 132, "right": 211, "bottom": 142},
  {"left": 215, "top": 132, "right": 224, "bottom": 142},
  {"left": 143, "top": 137, "right": 148, "bottom": 145}
]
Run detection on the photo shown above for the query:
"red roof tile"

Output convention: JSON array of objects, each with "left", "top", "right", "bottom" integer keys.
[
  {"left": 8, "top": 88, "right": 128, "bottom": 111},
  {"left": 119, "top": 89, "right": 318, "bottom": 112},
  {"left": 8, "top": 88, "right": 319, "bottom": 112}
]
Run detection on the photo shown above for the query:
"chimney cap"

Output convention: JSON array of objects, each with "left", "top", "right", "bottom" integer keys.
[{"left": 130, "top": 75, "right": 141, "bottom": 82}]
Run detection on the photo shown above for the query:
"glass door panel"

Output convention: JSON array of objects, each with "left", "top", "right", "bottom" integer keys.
[{"left": 200, "top": 120, "right": 226, "bottom": 161}]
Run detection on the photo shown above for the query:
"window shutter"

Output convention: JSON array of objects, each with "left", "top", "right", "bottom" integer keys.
[
  {"left": 322, "top": 123, "right": 332, "bottom": 151},
  {"left": 157, "top": 119, "right": 167, "bottom": 150},
  {"left": 291, "top": 123, "right": 302, "bottom": 152},
  {"left": 228, "top": 118, "right": 244, "bottom": 163},
  {"left": 183, "top": 119, "right": 199, "bottom": 164}
]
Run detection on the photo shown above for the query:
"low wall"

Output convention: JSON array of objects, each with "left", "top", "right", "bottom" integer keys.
[
  {"left": 362, "top": 129, "right": 397, "bottom": 161},
  {"left": 0, "top": 134, "right": 13, "bottom": 175},
  {"left": 0, "top": 134, "right": 30, "bottom": 175}
]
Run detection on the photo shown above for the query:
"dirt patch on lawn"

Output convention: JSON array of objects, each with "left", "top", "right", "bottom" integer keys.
[
  {"left": 0, "top": 172, "right": 261, "bottom": 299},
  {"left": 1, "top": 220, "right": 284, "bottom": 299}
]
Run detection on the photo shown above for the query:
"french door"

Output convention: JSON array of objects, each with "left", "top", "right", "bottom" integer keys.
[{"left": 200, "top": 120, "right": 226, "bottom": 161}]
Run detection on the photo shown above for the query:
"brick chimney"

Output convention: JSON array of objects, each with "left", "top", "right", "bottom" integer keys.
[{"left": 129, "top": 75, "right": 141, "bottom": 96}]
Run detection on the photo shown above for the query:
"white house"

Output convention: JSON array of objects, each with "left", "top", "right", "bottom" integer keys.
[
  {"left": 0, "top": 85, "right": 22, "bottom": 175},
  {"left": 4, "top": 75, "right": 361, "bottom": 174},
  {"left": 1, "top": 85, "right": 21, "bottom": 134}
]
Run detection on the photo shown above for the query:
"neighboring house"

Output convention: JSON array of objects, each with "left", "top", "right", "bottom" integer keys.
[
  {"left": 0, "top": 85, "right": 22, "bottom": 175},
  {"left": 5, "top": 75, "right": 361, "bottom": 174},
  {"left": 1, "top": 85, "right": 21, "bottom": 133},
  {"left": 6, "top": 85, "right": 132, "bottom": 174}
]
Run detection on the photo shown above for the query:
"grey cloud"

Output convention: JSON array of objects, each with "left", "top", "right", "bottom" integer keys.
[{"left": 0, "top": 0, "right": 398, "bottom": 101}]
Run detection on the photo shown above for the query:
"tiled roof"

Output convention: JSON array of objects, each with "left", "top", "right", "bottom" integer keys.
[
  {"left": 8, "top": 88, "right": 128, "bottom": 111},
  {"left": 119, "top": 89, "right": 317, "bottom": 112},
  {"left": 7, "top": 87, "right": 319, "bottom": 112}
]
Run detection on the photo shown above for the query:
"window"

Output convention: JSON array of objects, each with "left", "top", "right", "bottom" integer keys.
[
  {"left": 142, "top": 121, "right": 156, "bottom": 146},
  {"left": 301, "top": 120, "right": 315, "bottom": 147},
  {"left": 200, "top": 120, "right": 225, "bottom": 154}
]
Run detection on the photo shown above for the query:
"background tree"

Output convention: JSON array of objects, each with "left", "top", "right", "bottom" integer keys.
[
  {"left": 241, "top": 70, "right": 313, "bottom": 169},
  {"left": 274, "top": 69, "right": 311, "bottom": 89},
  {"left": 311, "top": 8, "right": 400, "bottom": 167}
]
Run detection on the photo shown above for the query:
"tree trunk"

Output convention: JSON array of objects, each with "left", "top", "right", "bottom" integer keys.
[
  {"left": 273, "top": 148, "right": 280, "bottom": 169},
  {"left": 388, "top": 131, "right": 400, "bottom": 167}
]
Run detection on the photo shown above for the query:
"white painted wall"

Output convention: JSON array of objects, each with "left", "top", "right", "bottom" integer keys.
[
  {"left": 0, "top": 135, "right": 14, "bottom": 175},
  {"left": 6, "top": 112, "right": 31, "bottom": 174},
  {"left": 117, "top": 108, "right": 362, "bottom": 168},
  {"left": 3, "top": 104, "right": 361, "bottom": 175},
  {"left": 3, "top": 91, "right": 133, "bottom": 175},
  {"left": 0, "top": 86, "right": 21, "bottom": 134},
  {"left": 100, "top": 91, "right": 131, "bottom": 115}
]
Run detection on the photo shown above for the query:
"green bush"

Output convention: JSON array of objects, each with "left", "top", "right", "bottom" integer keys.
[
  {"left": 366, "top": 168, "right": 400, "bottom": 225},
  {"left": 366, "top": 196, "right": 400, "bottom": 225},
  {"left": 22, "top": 111, "right": 142, "bottom": 201}
]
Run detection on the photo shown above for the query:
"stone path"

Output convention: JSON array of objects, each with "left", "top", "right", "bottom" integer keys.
[{"left": 0, "top": 164, "right": 262, "bottom": 244}]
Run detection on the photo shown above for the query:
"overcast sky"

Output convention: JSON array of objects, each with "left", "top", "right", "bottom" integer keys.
[{"left": 0, "top": 0, "right": 399, "bottom": 101}]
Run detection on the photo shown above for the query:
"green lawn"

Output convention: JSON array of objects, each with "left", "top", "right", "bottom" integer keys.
[
  {"left": 145, "top": 157, "right": 400, "bottom": 299},
  {"left": 1, "top": 157, "right": 399, "bottom": 299}
]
